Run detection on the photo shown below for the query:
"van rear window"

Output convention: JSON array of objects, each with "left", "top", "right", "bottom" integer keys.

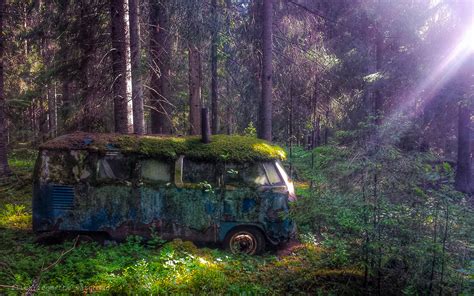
[
  {"left": 97, "top": 154, "right": 131, "bottom": 180},
  {"left": 141, "top": 160, "right": 172, "bottom": 182}
]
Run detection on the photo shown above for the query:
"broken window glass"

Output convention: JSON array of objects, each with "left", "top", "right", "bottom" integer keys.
[
  {"left": 182, "top": 159, "right": 217, "bottom": 184},
  {"left": 224, "top": 163, "right": 269, "bottom": 186},
  {"left": 97, "top": 154, "right": 131, "bottom": 180},
  {"left": 141, "top": 160, "right": 172, "bottom": 182}
]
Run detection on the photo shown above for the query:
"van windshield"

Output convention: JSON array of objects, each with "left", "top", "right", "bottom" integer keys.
[
  {"left": 224, "top": 162, "right": 283, "bottom": 186},
  {"left": 275, "top": 160, "right": 289, "bottom": 183},
  {"left": 262, "top": 162, "right": 284, "bottom": 185}
]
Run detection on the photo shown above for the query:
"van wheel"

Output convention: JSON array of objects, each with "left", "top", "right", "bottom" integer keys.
[{"left": 224, "top": 227, "right": 265, "bottom": 255}]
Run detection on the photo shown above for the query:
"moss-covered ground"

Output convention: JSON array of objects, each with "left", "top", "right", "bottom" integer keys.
[{"left": 0, "top": 148, "right": 364, "bottom": 295}]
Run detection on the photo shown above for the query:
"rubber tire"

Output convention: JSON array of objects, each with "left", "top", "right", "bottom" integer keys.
[{"left": 224, "top": 227, "right": 266, "bottom": 255}]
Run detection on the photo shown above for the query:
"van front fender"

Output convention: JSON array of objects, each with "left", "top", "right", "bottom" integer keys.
[{"left": 219, "top": 221, "right": 293, "bottom": 246}]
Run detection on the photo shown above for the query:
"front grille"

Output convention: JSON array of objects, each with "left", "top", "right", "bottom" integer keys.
[{"left": 51, "top": 185, "right": 75, "bottom": 210}]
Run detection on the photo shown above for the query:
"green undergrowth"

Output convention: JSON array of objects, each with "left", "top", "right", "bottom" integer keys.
[
  {"left": 0, "top": 234, "right": 363, "bottom": 295},
  {"left": 41, "top": 132, "right": 287, "bottom": 162},
  {"left": 288, "top": 142, "right": 474, "bottom": 295},
  {"left": 0, "top": 148, "right": 363, "bottom": 295},
  {"left": 0, "top": 148, "right": 34, "bottom": 225}
]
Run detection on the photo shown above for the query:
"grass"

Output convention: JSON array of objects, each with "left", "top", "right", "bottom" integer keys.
[{"left": 0, "top": 148, "right": 363, "bottom": 295}]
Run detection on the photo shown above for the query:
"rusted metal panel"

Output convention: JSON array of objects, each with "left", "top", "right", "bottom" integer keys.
[{"left": 33, "top": 148, "right": 295, "bottom": 245}]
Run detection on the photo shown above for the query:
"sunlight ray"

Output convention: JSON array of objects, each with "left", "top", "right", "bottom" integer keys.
[{"left": 379, "top": 22, "right": 474, "bottom": 138}]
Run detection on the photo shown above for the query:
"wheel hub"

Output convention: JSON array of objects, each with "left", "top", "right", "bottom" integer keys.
[{"left": 230, "top": 232, "right": 257, "bottom": 254}]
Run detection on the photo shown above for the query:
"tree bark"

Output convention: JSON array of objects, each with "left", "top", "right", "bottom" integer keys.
[
  {"left": 47, "top": 88, "right": 57, "bottom": 139},
  {"left": 61, "top": 80, "right": 71, "bottom": 132},
  {"left": 110, "top": 0, "right": 133, "bottom": 134},
  {"left": 201, "top": 107, "right": 211, "bottom": 143},
  {"left": 38, "top": 80, "right": 48, "bottom": 143},
  {"left": 188, "top": 43, "right": 202, "bottom": 135},
  {"left": 324, "top": 108, "right": 329, "bottom": 145},
  {"left": 258, "top": 0, "right": 273, "bottom": 141},
  {"left": 311, "top": 85, "right": 320, "bottom": 149},
  {"left": 149, "top": 0, "right": 172, "bottom": 134},
  {"left": 374, "top": 26, "right": 383, "bottom": 125},
  {"left": 455, "top": 102, "right": 472, "bottom": 193},
  {"left": 0, "top": 0, "right": 11, "bottom": 176},
  {"left": 210, "top": 0, "right": 218, "bottom": 134},
  {"left": 79, "top": 1, "right": 94, "bottom": 132},
  {"left": 129, "top": 0, "right": 144, "bottom": 134},
  {"left": 224, "top": 0, "right": 233, "bottom": 135}
]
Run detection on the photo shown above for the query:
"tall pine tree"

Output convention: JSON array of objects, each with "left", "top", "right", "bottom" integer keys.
[{"left": 0, "top": 0, "right": 10, "bottom": 176}]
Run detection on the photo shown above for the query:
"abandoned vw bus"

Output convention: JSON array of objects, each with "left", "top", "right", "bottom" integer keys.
[{"left": 33, "top": 133, "right": 296, "bottom": 254}]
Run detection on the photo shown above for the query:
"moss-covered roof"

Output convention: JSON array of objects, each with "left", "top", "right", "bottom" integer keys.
[{"left": 40, "top": 132, "right": 286, "bottom": 162}]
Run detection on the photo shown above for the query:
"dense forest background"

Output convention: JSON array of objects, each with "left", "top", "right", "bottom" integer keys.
[
  {"left": 0, "top": 0, "right": 473, "bottom": 294},
  {"left": 0, "top": 0, "right": 472, "bottom": 184}
]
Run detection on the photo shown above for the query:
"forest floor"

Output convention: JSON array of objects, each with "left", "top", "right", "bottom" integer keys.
[{"left": 0, "top": 149, "right": 364, "bottom": 295}]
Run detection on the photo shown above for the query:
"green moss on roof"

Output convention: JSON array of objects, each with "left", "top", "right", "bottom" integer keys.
[{"left": 40, "top": 132, "right": 286, "bottom": 162}]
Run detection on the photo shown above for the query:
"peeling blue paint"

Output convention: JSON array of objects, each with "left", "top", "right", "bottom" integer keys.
[
  {"left": 242, "top": 198, "right": 256, "bottom": 212},
  {"left": 32, "top": 149, "right": 296, "bottom": 245}
]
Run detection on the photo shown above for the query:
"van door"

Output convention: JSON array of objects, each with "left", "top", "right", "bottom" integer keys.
[
  {"left": 138, "top": 158, "right": 174, "bottom": 237},
  {"left": 222, "top": 161, "right": 291, "bottom": 243},
  {"left": 172, "top": 157, "right": 221, "bottom": 242},
  {"left": 80, "top": 152, "right": 137, "bottom": 236},
  {"left": 221, "top": 162, "right": 265, "bottom": 223}
]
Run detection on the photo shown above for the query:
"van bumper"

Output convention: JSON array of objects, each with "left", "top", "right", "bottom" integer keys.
[{"left": 265, "top": 219, "right": 296, "bottom": 245}]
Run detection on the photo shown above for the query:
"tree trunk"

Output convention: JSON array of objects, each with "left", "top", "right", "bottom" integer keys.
[
  {"left": 46, "top": 90, "right": 55, "bottom": 138},
  {"left": 124, "top": 0, "right": 133, "bottom": 131},
  {"left": 149, "top": 0, "right": 172, "bottom": 134},
  {"left": 324, "top": 109, "right": 329, "bottom": 145},
  {"left": 374, "top": 26, "right": 383, "bottom": 125},
  {"left": 455, "top": 103, "right": 472, "bottom": 193},
  {"left": 258, "top": 0, "right": 273, "bottom": 141},
  {"left": 61, "top": 80, "right": 71, "bottom": 132},
  {"left": 311, "top": 85, "right": 320, "bottom": 149},
  {"left": 30, "top": 103, "right": 36, "bottom": 139},
  {"left": 201, "top": 107, "right": 211, "bottom": 143},
  {"left": 188, "top": 43, "right": 202, "bottom": 135},
  {"left": 48, "top": 84, "right": 57, "bottom": 139},
  {"left": 38, "top": 95, "right": 48, "bottom": 143},
  {"left": 224, "top": 0, "right": 233, "bottom": 135},
  {"left": 79, "top": 1, "right": 94, "bottom": 132},
  {"left": 454, "top": 1, "right": 473, "bottom": 194},
  {"left": 110, "top": 0, "right": 133, "bottom": 134},
  {"left": 0, "top": 0, "right": 11, "bottom": 176},
  {"left": 129, "top": 0, "right": 144, "bottom": 134},
  {"left": 316, "top": 116, "right": 321, "bottom": 146},
  {"left": 210, "top": 0, "right": 218, "bottom": 134}
]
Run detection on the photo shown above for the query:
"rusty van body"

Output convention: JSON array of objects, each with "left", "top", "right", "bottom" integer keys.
[{"left": 33, "top": 133, "right": 296, "bottom": 254}]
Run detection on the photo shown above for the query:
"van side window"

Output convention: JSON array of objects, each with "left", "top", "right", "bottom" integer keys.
[
  {"left": 141, "top": 160, "right": 172, "bottom": 182},
  {"left": 97, "top": 154, "right": 131, "bottom": 180},
  {"left": 182, "top": 159, "right": 216, "bottom": 184},
  {"left": 224, "top": 163, "right": 268, "bottom": 186},
  {"left": 262, "top": 162, "right": 284, "bottom": 185}
]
